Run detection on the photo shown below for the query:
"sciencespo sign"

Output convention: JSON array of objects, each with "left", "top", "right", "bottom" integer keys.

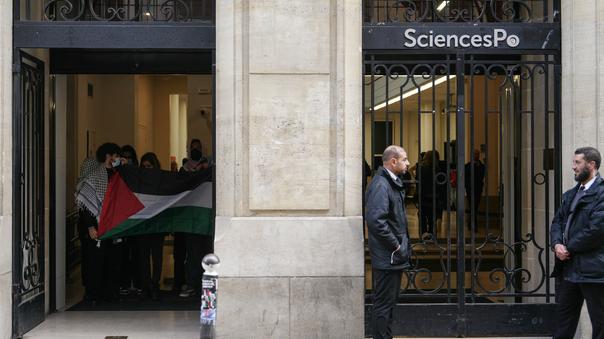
[
  {"left": 362, "top": 24, "right": 560, "bottom": 51},
  {"left": 403, "top": 28, "right": 520, "bottom": 48}
]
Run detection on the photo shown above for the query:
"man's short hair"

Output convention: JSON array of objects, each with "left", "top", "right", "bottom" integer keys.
[
  {"left": 96, "top": 143, "right": 121, "bottom": 163},
  {"left": 575, "top": 147, "right": 602, "bottom": 169},
  {"left": 382, "top": 145, "right": 404, "bottom": 164}
]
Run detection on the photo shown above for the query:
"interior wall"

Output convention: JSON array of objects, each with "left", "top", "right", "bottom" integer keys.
[
  {"left": 152, "top": 76, "right": 187, "bottom": 169},
  {"left": 363, "top": 76, "right": 502, "bottom": 199},
  {"left": 363, "top": 86, "right": 451, "bottom": 170},
  {"left": 466, "top": 76, "right": 503, "bottom": 197},
  {"left": 96, "top": 76, "right": 135, "bottom": 148},
  {"left": 187, "top": 75, "right": 213, "bottom": 157},
  {"left": 134, "top": 75, "right": 155, "bottom": 156}
]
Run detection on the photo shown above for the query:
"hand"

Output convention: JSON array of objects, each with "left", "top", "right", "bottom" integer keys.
[
  {"left": 554, "top": 244, "right": 570, "bottom": 261},
  {"left": 88, "top": 227, "right": 98, "bottom": 240}
]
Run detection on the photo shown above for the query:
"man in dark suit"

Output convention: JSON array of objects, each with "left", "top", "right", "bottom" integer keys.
[
  {"left": 365, "top": 145, "right": 411, "bottom": 339},
  {"left": 550, "top": 146, "right": 604, "bottom": 339}
]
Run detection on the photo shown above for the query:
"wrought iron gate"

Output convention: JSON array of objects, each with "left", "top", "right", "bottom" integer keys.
[
  {"left": 12, "top": 51, "right": 46, "bottom": 337},
  {"left": 363, "top": 51, "right": 561, "bottom": 337}
]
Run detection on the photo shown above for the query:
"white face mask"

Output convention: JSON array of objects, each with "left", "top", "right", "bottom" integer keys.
[{"left": 111, "top": 158, "right": 121, "bottom": 168}]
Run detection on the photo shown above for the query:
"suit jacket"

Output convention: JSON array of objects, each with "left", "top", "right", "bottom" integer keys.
[{"left": 550, "top": 175, "right": 604, "bottom": 283}]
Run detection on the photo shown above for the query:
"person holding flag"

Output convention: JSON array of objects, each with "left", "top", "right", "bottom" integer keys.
[{"left": 75, "top": 142, "right": 122, "bottom": 305}]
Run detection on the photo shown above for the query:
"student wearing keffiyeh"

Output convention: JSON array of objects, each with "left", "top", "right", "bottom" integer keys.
[
  {"left": 75, "top": 142, "right": 121, "bottom": 304},
  {"left": 75, "top": 156, "right": 100, "bottom": 300}
]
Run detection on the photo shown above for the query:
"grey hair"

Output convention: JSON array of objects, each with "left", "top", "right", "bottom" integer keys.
[{"left": 382, "top": 145, "right": 405, "bottom": 163}]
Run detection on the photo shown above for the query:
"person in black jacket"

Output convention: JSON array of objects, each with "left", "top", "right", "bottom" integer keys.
[
  {"left": 365, "top": 145, "right": 411, "bottom": 339},
  {"left": 550, "top": 146, "right": 604, "bottom": 339},
  {"left": 417, "top": 150, "right": 447, "bottom": 240}
]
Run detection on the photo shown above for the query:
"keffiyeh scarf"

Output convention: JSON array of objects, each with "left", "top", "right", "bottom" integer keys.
[{"left": 75, "top": 158, "right": 108, "bottom": 221}]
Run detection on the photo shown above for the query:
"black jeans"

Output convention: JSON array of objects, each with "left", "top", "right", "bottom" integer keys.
[
  {"left": 137, "top": 234, "right": 165, "bottom": 291},
  {"left": 86, "top": 238, "right": 121, "bottom": 300},
  {"left": 465, "top": 190, "right": 482, "bottom": 228},
  {"left": 173, "top": 232, "right": 186, "bottom": 290},
  {"left": 184, "top": 234, "right": 213, "bottom": 292},
  {"left": 119, "top": 237, "right": 141, "bottom": 290},
  {"left": 554, "top": 278, "right": 604, "bottom": 339},
  {"left": 371, "top": 268, "right": 402, "bottom": 339},
  {"left": 77, "top": 211, "right": 91, "bottom": 294},
  {"left": 419, "top": 202, "right": 442, "bottom": 235}
]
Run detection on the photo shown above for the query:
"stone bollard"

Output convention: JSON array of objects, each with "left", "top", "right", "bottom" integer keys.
[{"left": 200, "top": 253, "right": 220, "bottom": 339}]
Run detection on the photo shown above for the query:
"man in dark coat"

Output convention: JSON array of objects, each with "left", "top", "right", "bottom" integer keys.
[
  {"left": 365, "top": 145, "right": 411, "bottom": 339},
  {"left": 550, "top": 146, "right": 604, "bottom": 339}
]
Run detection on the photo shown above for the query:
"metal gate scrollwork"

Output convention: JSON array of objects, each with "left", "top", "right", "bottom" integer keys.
[
  {"left": 364, "top": 52, "right": 561, "bottom": 336},
  {"left": 13, "top": 51, "right": 46, "bottom": 338}
]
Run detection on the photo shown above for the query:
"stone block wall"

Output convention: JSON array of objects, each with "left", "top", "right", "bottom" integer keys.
[{"left": 215, "top": 1, "right": 364, "bottom": 337}]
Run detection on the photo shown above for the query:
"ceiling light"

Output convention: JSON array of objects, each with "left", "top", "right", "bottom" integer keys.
[
  {"left": 437, "top": 0, "right": 449, "bottom": 12},
  {"left": 372, "top": 75, "right": 456, "bottom": 111}
]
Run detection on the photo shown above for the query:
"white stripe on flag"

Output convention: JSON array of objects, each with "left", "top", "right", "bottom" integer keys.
[{"left": 130, "top": 182, "right": 212, "bottom": 219}]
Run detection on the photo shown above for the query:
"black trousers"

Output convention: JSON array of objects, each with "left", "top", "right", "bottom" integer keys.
[
  {"left": 137, "top": 234, "right": 165, "bottom": 291},
  {"left": 86, "top": 238, "right": 121, "bottom": 300},
  {"left": 173, "top": 232, "right": 186, "bottom": 290},
  {"left": 419, "top": 203, "right": 442, "bottom": 235},
  {"left": 185, "top": 233, "right": 213, "bottom": 292},
  {"left": 371, "top": 268, "right": 402, "bottom": 339},
  {"left": 119, "top": 237, "right": 141, "bottom": 289},
  {"left": 77, "top": 211, "right": 90, "bottom": 294},
  {"left": 465, "top": 190, "right": 482, "bottom": 228},
  {"left": 554, "top": 278, "right": 604, "bottom": 339}
]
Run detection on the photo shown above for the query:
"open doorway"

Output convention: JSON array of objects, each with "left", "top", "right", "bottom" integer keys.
[{"left": 57, "top": 73, "right": 214, "bottom": 311}]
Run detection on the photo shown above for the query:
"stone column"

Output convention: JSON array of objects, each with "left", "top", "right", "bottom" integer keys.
[
  {"left": 561, "top": 0, "right": 604, "bottom": 337},
  {"left": 215, "top": 1, "right": 364, "bottom": 338},
  {"left": 0, "top": 0, "right": 12, "bottom": 336}
]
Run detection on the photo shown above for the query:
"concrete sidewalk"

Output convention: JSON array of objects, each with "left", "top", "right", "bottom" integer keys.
[{"left": 22, "top": 310, "right": 561, "bottom": 339}]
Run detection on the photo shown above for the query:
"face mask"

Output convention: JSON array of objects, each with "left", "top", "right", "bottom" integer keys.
[{"left": 112, "top": 158, "right": 121, "bottom": 168}]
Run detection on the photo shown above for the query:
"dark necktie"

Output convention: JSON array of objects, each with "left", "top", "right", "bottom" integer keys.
[{"left": 563, "top": 185, "right": 585, "bottom": 245}]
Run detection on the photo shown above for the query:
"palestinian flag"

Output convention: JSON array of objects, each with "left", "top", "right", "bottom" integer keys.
[{"left": 97, "top": 165, "right": 213, "bottom": 239}]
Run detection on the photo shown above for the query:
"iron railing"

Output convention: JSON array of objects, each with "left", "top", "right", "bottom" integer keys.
[
  {"left": 364, "top": 0, "right": 559, "bottom": 24},
  {"left": 27, "top": 0, "right": 215, "bottom": 22}
]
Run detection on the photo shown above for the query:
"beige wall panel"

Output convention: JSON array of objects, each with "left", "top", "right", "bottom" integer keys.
[
  {"left": 289, "top": 277, "right": 364, "bottom": 339},
  {"left": 214, "top": 216, "right": 364, "bottom": 277},
  {"left": 248, "top": 74, "right": 330, "bottom": 210},
  {"left": 248, "top": 0, "right": 330, "bottom": 74},
  {"left": 0, "top": 30, "right": 11, "bottom": 333},
  {"left": 0, "top": 216, "right": 10, "bottom": 276},
  {"left": 217, "top": 277, "right": 290, "bottom": 339},
  {"left": 0, "top": 273, "right": 10, "bottom": 338}
]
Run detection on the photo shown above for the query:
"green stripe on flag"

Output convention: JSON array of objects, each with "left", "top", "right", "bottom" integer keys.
[{"left": 100, "top": 206, "right": 213, "bottom": 239}]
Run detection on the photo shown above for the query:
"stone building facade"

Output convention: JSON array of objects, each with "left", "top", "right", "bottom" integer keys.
[{"left": 0, "top": 0, "right": 602, "bottom": 338}]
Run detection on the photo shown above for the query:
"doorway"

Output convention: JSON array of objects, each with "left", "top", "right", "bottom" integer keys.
[
  {"left": 363, "top": 52, "right": 561, "bottom": 337},
  {"left": 12, "top": 48, "right": 216, "bottom": 337}
]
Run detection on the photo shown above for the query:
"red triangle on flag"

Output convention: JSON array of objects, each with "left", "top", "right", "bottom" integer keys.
[{"left": 98, "top": 172, "right": 144, "bottom": 237}]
